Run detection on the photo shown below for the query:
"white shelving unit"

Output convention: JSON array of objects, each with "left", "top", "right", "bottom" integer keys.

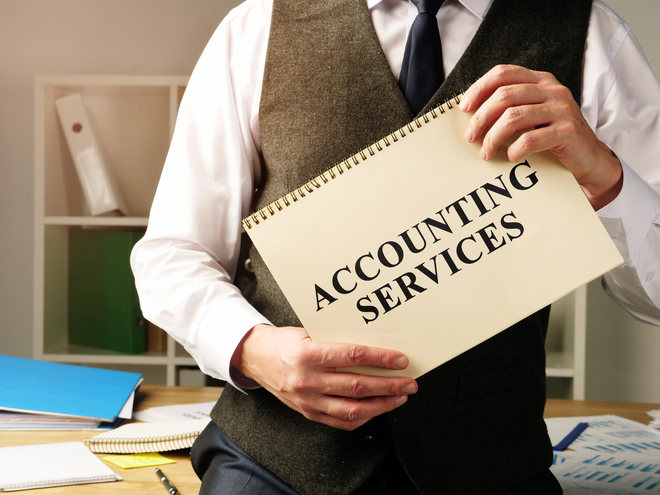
[
  {"left": 546, "top": 287, "right": 587, "bottom": 399},
  {"left": 33, "top": 74, "right": 200, "bottom": 386},
  {"left": 32, "top": 74, "right": 587, "bottom": 396}
]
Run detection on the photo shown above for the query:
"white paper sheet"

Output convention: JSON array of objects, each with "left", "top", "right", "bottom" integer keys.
[
  {"left": 133, "top": 401, "right": 215, "bottom": 422},
  {"left": 0, "top": 442, "right": 120, "bottom": 491},
  {"left": 552, "top": 450, "right": 660, "bottom": 494}
]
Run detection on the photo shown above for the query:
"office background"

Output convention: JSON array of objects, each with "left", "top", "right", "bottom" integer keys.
[{"left": 0, "top": 0, "right": 658, "bottom": 401}]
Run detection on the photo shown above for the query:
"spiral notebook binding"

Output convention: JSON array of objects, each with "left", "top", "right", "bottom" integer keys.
[
  {"left": 86, "top": 429, "right": 202, "bottom": 454},
  {"left": 243, "top": 94, "right": 462, "bottom": 230}
]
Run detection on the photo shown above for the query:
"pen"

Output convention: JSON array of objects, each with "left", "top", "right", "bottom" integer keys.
[
  {"left": 552, "top": 422, "right": 589, "bottom": 451},
  {"left": 155, "top": 467, "right": 180, "bottom": 495}
]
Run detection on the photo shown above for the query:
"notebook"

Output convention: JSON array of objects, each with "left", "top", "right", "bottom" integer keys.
[
  {"left": 243, "top": 96, "right": 623, "bottom": 378},
  {"left": 85, "top": 418, "right": 210, "bottom": 454},
  {"left": 0, "top": 442, "right": 121, "bottom": 492}
]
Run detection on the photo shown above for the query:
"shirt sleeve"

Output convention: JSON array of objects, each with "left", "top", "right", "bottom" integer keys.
[
  {"left": 130, "top": 0, "right": 272, "bottom": 388},
  {"left": 584, "top": 3, "right": 660, "bottom": 325}
]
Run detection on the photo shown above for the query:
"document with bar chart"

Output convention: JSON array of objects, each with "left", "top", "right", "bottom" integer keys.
[
  {"left": 549, "top": 415, "right": 660, "bottom": 493},
  {"left": 552, "top": 451, "right": 660, "bottom": 494}
]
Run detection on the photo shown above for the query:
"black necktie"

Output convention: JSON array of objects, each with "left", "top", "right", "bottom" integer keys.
[{"left": 399, "top": 0, "right": 445, "bottom": 115}]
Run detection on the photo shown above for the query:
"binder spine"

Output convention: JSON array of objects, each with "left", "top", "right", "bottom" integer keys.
[{"left": 242, "top": 95, "right": 462, "bottom": 231}]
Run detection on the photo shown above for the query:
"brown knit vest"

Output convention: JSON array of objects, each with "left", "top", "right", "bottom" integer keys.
[{"left": 212, "top": 1, "right": 592, "bottom": 493}]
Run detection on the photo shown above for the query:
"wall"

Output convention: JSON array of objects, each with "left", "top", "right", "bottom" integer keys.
[
  {"left": 584, "top": 1, "right": 660, "bottom": 402},
  {"left": 0, "top": 0, "right": 240, "bottom": 357},
  {"left": 0, "top": 0, "right": 658, "bottom": 401}
]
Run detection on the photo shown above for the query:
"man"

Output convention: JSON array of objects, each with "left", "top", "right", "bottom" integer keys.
[{"left": 131, "top": 0, "right": 660, "bottom": 493}]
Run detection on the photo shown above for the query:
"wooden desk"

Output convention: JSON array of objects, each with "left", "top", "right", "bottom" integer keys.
[
  {"left": 1, "top": 386, "right": 658, "bottom": 494},
  {"left": 0, "top": 385, "right": 223, "bottom": 495},
  {"left": 545, "top": 398, "right": 659, "bottom": 424}
]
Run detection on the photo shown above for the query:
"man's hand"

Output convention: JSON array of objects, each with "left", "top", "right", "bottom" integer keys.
[
  {"left": 230, "top": 323, "right": 418, "bottom": 431},
  {"left": 460, "top": 64, "right": 623, "bottom": 210}
]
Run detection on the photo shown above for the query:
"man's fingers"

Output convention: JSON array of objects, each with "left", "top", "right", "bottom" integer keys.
[
  {"left": 318, "top": 372, "right": 418, "bottom": 398},
  {"left": 311, "top": 342, "right": 410, "bottom": 370},
  {"left": 461, "top": 64, "right": 543, "bottom": 112},
  {"left": 477, "top": 104, "right": 561, "bottom": 160},
  {"left": 303, "top": 395, "right": 410, "bottom": 431},
  {"left": 465, "top": 84, "right": 546, "bottom": 143}
]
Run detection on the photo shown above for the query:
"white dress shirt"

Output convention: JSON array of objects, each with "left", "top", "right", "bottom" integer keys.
[{"left": 131, "top": 0, "right": 660, "bottom": 387}]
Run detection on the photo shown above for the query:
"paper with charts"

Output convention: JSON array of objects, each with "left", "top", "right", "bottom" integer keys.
[{"left": 243, "top": 97, "right": 623, "bottom": 378}]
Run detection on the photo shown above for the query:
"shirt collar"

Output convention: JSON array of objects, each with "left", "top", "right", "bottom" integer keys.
[{"left": 367, "top": 0, "right": 492, "bottom": 21}]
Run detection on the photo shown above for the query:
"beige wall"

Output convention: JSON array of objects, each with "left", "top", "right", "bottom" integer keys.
[
  {"left": 0, "top": 0, "right": 658, "bottom": 400},
  {"left": 0, "top": 0, "right": 241, "bottom": 357},
  {"left": 587, "top": 0, "right": 660, "bottom": 402}
]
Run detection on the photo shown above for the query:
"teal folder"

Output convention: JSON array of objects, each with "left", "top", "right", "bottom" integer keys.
[
  {"left": 68, "top": 229, "right": 145, "bottom": 354},
  {"left": 0, "top": 355, "right": 142, "bottom": 422}
]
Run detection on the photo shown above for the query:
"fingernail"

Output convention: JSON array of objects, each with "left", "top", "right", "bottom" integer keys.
[
  {"left": 459, "top": 97, "right": 469, "bottom": 111},
  {"left": 394, "top": 356, "right": 408, "bottom": 369},
  {"left": 395, "top": 395, "right": 408, "bottom": 407},
  {"left": 465, "top": 127, "right": 474, "bottom": 142},
  {"left": 479, "top": 147, "right": 489, "bottom": 160},
  {"left": 403, "top": 383, "right": 417, "bottom": 394}
]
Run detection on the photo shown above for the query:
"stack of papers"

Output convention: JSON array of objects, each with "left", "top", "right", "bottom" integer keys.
[
  {"left": 134, "top": 401, "right": 215, "bottom": 422},
  {"left": 0, "top": 411, "right": 104, "bottom": 429},
  {"left": 0, "top": 355, "right": 142, "bottom": 430},
  {"left": 548, "top": 415, "right": 660, "bottom": 494},
  {"left": 649, "top": 410, "right": 660, "bottom": 430},
  {"left": 551, "top": 415, "right": 660, "bottom": 455}
]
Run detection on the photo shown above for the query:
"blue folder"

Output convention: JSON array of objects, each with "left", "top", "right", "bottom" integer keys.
[{"left": 0, "top": 355, "right": 142, "bottom": 422}]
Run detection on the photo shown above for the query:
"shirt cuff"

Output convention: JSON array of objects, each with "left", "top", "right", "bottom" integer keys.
[
  {"left": 597, "top": 160, "right": 660, "bottom": 262},
  {"left": 192, "top": 293, "right": 271, "bottom": 391}
]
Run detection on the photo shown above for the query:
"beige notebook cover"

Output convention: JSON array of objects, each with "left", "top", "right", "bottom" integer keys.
[{"left": 243, "top": 97, "right": 623, "bottom": 378}]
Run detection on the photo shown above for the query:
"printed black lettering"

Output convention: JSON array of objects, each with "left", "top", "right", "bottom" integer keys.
[
  {"left": 445, "top": 197, "right": 473, "bottom": 227},
  {"left": 422, "top": 211, "right": 453, "bottom": 242},
  {"left": 475, "top": 222, "right": 507, "bottom": 254},
  {"left": 377, "top": 241, "right": 405, "bottom": 268},
  {"left": 394, "top": 272, "right": 427, "bottom": 301},
  {"left": 481, "top": 175, "right": 512, "bottom": 209},
  {"left": 314, "top": 284, "right": 337, "bottom": 312},
  {"left": 398, "top": 224, "right": 428, "bottom": 254},
  {"left": 373, "top": 283, "right": 402, "bottom": 313},
  {"left": 355, "top": 253, "right": 380, "bottom": 281},
  {"left": 357, "top": 295, "right": 379, "bottom": 324},
  {"left": 331, "top": 266, "right": 357, "bottom": 295},
  {"left": 509, "top": 160, "right": 539, "bottom": 190},
  {"left": 439, "top": 248, "right": 462, "bottom": 275},
  {"left": 501, "top": 211, "right": 525, "bottom": 240},
  {"left": 415, "top": 255, "right": 442, "bottom": 284},
  {"left": 456, "top": 235, "right": 482, "bottom": 264}
]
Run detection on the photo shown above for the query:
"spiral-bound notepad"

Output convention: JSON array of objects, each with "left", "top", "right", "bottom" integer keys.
[
  {"left": 243, "top": 97, "right": 623, "bottom": 378},
  {"left": 85, "top": 418, "right": 209, "bottom": 454}
]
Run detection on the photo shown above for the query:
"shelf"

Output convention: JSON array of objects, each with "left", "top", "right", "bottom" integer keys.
[
  {"left": 33, "top": 75, "right": 193, "bottom": 386},
  {"left": 546, "top": 351, "right": 576, "bottom": 378},
  {"left": 33, "top": 74, "right": 587, "bottom": 394},
  {"left": 34, "top": 76, "right": 187, "bottom": 219},
  {"left": 41, "top": 352, "right": 196, "bottom": 367},
  {"left": 42, "top": 351, "right": 170, "bottom": 365},
  {"left": 44, "top": 216, "right": 149, "bottom": 227},
  {"left": 545, "top": 287, "right": 586, "bottom": 398}
]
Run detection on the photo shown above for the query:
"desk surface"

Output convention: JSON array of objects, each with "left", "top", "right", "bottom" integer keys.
[
  {"left": 0, "top": 386, "right": 223, "bottom": 495},
  {"left": 2, "top": 385, "right": 659, "bottom": 494}
]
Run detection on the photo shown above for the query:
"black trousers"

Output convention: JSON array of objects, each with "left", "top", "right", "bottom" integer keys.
[{"left": 191, "top": 421, "right": 562, "bottom": 495}]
